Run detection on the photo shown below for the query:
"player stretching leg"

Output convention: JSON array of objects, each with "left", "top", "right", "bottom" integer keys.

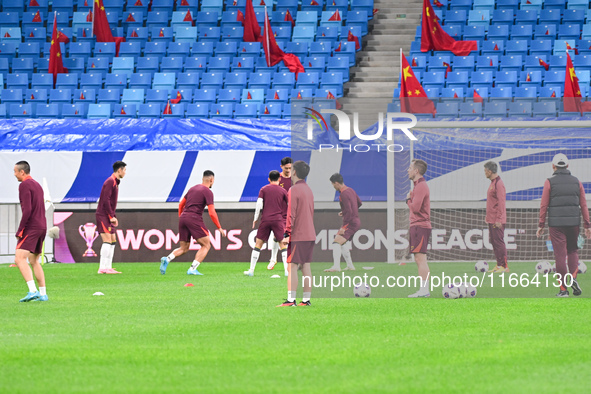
[
  {"left": 96, "top": 161, "right": 126, "bottom": 274},
  {"left": 13, "top": 161, "right": 48, "bottom": 302},
  {"left": 278, "top": 161, "right": 315, "bottom": 307},
  {"left": 325, "top": 173, "right": 362, "bottom": 272},
  {"left": 406, "top": 160, "right": 432, "bottom": 298},
  {"left": 245, "top": 171, "right": 289, "bottom": 276},
  {"left": 268, "top": 156, "right": 292, "bottom": 273},
  {"left": 160, "top": 170, "right": 226, "bottom": 275},
  {"left": 536, "top": 154, "right": 591, "bottom": 297}
]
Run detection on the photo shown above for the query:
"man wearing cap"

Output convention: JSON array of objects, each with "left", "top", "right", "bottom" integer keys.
[{"left": 536, "top": 153, "right": 591, "bottom": 297}]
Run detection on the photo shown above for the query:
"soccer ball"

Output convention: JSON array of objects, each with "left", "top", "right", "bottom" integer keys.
[
  {"left": 550, "top": 263, "right": 556, "bottom": 273},
  {"left": 442, "top": 283, "right": 461, "bottom": 299},
  {"left": 579, "top": 261, "right": 587, "bottom": 274},
  {"left": 465, "top": 283, "right": 477, "bottom": 298},
  {"left": 457, "top": 283, "right": 468, "bottom": 298},
  {"left": 475, "top": 260, "right": 488, "bottom": 272},
  {"left": 536, "top": 260, "right": 552, "bottom": 274},
  {"left": 354, "top": 282, "right": 371, "bottom": 297}
]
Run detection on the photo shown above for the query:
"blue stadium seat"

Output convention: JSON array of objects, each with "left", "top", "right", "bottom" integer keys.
[
  {"left": 73, "top": 88, "right": 96, "bottom": 104},
  {"left": 146, "top": 89, "right": 169, "bottom": 104},
  {"left": 423, "top": 87, "right": 440, "bottom": 100},
  {"left": 520, "top": 0, "right": 542, "bottom": 10},
  {"left": 201, "top": 0, "right": 223, "bottom": 15},
  {"left": 113, "top": 104, "right": 137, "bottom": 118},
  {"left": 231, "top": 57, "right": 254, "bottom": 73},
  {"left": 0, "top": 43, "right": 18, "bottom": 61},
  {"left": 173, "top": 26, "right": 198, "bottom": 43},
  {"left": 460, "top": 102, "right": 483, "bottom": 117},
  {"left": 304, "top": 56, "right": 327, "bottom": 73},
  {"left": 296, "top": 72, "right": 319, "bottom": 89},
  {"left": 137, "top": 57, "right": 160, "bottom": 74},
  {"left": 123, "top": 11, "right": 144, "bottom": 30},
  {"left": 422, "top": 72, "right": 446, "bottom": 89},
  {"left": 35, "top": 103, "right": 60, "bottom": 118},
  {"left": 222, "top": 11, "right": 243, "bottom": 28},
  {"left": 468, "top": 10, "right": 490, "bottom": 28},
  {"left": 87, "top": 58, "right": 110, "bottom": 77},
  {"left": 258, "top": 103, "right": 282, "bottom": 118},
  {"left": 25, "top": 89, "right": 48, "bottom": 104},
  {"left": 237, "top": 42, "right": 261, "bottom": 58},
  {"left": 273, "top": 26, "right": 292, "bottom": 45},
  {"left": 105, "top": 74, "right": 128, "bottom": 89},
  {"left": 514, "top": 10, "right": 538, "bottom": 26},
  {"left": 184, "top": 56, "right": 209, "bottom": 72},
  {"left": 286, "top": 42, "right": 309, "bottom": 59},
  {"left": 559, "top": 24, "right": 581, "bottom": 40},
  {"left": 49, "top": 88, "right": 72, "bottom": 104},
  {"left": 97, "top": 89, "right": 121, "bottom": 104},
  {"left": 160, "top": 57, "right": 184, "bottom": 73},
  {"left": 137, "top": 103, "right": 161, "bottom": 118},
  {"left": 445, "top": 10, "right": 468, "bottom": 26},
  {"left": 544, "top": 70, "right": 564, "bottom": 87},
  {"left": 490, "top": 9, "right": 513, "bottom": 26},
  {"left": 127, "top": 27, "right": 149, "bottom": 44},
  {"left": 147, "top": 11, "right": 170, "bottom": 28},
  {"left": 87, "top": 103, "right": 111, "bottom": 119},
  {"left": 316, "top": 26, "right": 339, "bottom": 43},
  {"left": 293, "top": 26, "right": 316, "bottom": 42},
  {"left": 441, "top": 87, "right": 465, "bottom": 101},
  {"left": 196, "top": 11, "right": 219, "bottom": 27},
  {"left": 535, "top": 25, "right": 557, "bottom": 41},
  {"left": 7, "top": 74, "right": 29, "bottom": 91},
  {"left": 210, "top": 103, "right": 234, "bottom": 118},
  {"left": 506, "top": 40, "right": 528, "bottom": 56},
  {"left": 121, "top": 89, "right": 145, "bottom": 105},
  {"left": 192, "top": 42, "right": 216, "bottom": 57},
  {"left": 539, "top": 9, "right": 561, "bottom": 25},
  {"left": 519, "top": 71, "right": 542, "bottom": 88},
  {"left": 64, "top": 58, "right": 85, "bottom": 75},
  {"left": 207, "top": 57, "right": 231, "bottom": 72},
  {"left": 56, "top": 73, "right": 79, "bottom": 90},
  {"left": 500, "top": 55, "right": 523, "bottom": 72},
  {"left": 266, "top": 89, "right": 290, "bottom": 103},
  {"left": 1, "top": 89, "right": 23, "bottom": 104},
  {"left": 150, "top": 27, "right": 173, "bottom": 43},
  {"left": 529, "top": 40, "right": 552, "bottom": 57},
  {"left": 167, "top": 42, "right": 191, "bottom": 60},
  {"left": 234, "top": 103, "right": 258, "bottom": 118},
  {"left": 514, "top": 86, "right": 538, "bottom": 102},
  {"left": 463, "top": 26, "right": 486, "bottom": 42},
  {"left": 200, "top": 72, "right": 225, "bottom": 89},
  {"left": 495, "top": 71, "right": 518, "bottom": 88},
  {"left": 10, "top": 103, "right": 34, "bottom": 118},
  {"left": 18, "top": 43, "right": 41, "bottom": 65},
  {"left": 152, "top": 73, "right": 176, "bottom": 89},
  {"left": 347, "top": 11, "right": 369, "bottom": 35},
  {"left": 12, "top": 58, "right": 34, "bottom": 78},
  {"left": 508, "top": 101, "right": 532, "bottom": 117},
  {"left": 199, "top": 27, "right": 221, "bottom": 43},
  {"left": 446, "top": 72, "right": 469, "bottom": 89},
  {"left": 177, "top": 72, "right": 200, "bottom": 89},
  {"left": 490, "top": 86, "right": 513, "bottom": 102},
  {"left": 94, "top": 42, "right": 117, "bottom": 58},
  {"left": 483, "top": 101, "right": 507, "bottom": 117},
  {"left": 296, "top": 11, "right": 318, "bottom": 27},
  {"left": 472, "top": 87, "right": 489, "bottom": 101},
  {"left": 31, "top": 74, "right": 53, "bottom": 90},
  {"left": 291, "top": 88, "right": 315, "bottom": 101},
  {"left": 220, "top": 26, "right": 243, "bottom": 44},
  {"left": 248, "top": 72, "right": 272, "bottom": 89},
  {"left": 319, "top": 72, "right": 344, "bottom": 96},
  {"left": 436, "top": 102, "right": 459, "bottom": 118},
  {"left": 224, "top": 72, "right": 247, "bottom": 89},
  {"left": 129, "top": 73, "right": 152, "bottom": 90},
  {"left": 241, "top": 89, "right": 264, "bottom": 103},
  {"left": 275, "top": 0, "right": 298, "bottom": 14},
  {"left": 118, "top": 42, "right": 142, "bottom": 59},
  {"left": 471, "top": 71, "right": 494, "bottom": 88},
  {"left": 533, "top": 101, "right": 557, "bottom": 116},
  {"left": 144, "top": 42, "right": 168, "bottom": 59},
  {"left": 186, "top": 103, "right": 210, "bottom": 118},
  {"left": 511, "top": 25, "right": 532, "bottom": 40},
  {"left": 563, "top": 9, "right": 585, "bottom": 24},
  {"left": 171, "top": 89, "right": 194, "bottom": 103},
  {"left": 194, "top": 88, "right": 217, "bottom": 103},
  {"left": 151, "top": 0, "right": 175, "bottom": 14},
  {"left": 309, "top": 41, "right": 333, "bottom": 58},
  {"left": 476, "top": 55, "right": 499, "bottom": 72},
  {"left": 326, "top": 57, "right": 350, "bottom": 82},
  {"left": 162, "top": 103, "right": 185, "bottom": 118}
]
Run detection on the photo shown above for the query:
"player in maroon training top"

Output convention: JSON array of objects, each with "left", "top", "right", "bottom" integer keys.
[
  {"left": 244, "top": 170, "right": 289, "bottom": 276},
  {"left": 325, "top": 173, "right": 362, "bottom": 272},
  {"left": 96, "top": 161, "right": 126, "bottom": 274},
  {"left": 13, "top": 161, "right": 48, "bottom": 302},
  {"left": 159, "top": 170, "right": 226, "bottom": 276},
  {"left": 268, "top": 156, "right": 292, "bottom": 269},
  {"left": 484, "top": 161, "right": 508, "bottom": 273},
  {"left": 406, "top": 159, "right": 432, "bottom": 298},
  {"left": 278, "top": 161, "right": 316, "bottom": 307}
]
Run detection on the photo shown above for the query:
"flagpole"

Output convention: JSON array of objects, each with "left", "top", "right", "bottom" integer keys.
[{"left": 91, "top": 0, "right": 95, "bottom": 38}]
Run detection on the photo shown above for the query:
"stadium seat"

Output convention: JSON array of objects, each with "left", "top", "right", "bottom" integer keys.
[
  {"left": 533, "top": 101, "right": 557, "bottom": 117},
  {"left": 105, "top": 74, "right": 128, "bottom": 89},
  {"left": 146, "top": 89, "right": 169, "bottom": 104},
  {"left": 446, "top": 72, "right": 470, "bottom": 89},
  {"left": 514, "top": 10, "right": 538, "bottom": 26},
  {"left": 31, "top": 74, "right": 53, "bottom": 90},
  {"left": 483, "top": 101, "right": 507, "bottom": 117},
  {"left": 234, "top": 103, "right": 258, "bottom": 118},
  {"left": 94, "top": 42, "right": 117, "bottom": 58},
  {"left": 495, "top": 71, "right": 518, "bottom": 88},
  {"left": 515, "top": 86, "right": 538, "bottom": 101},
  {"left": 162, "top": 103, "right": 185, "bottom": 118},
  {"left": 241, "top": 89, "right": 264, "bottom": 103},
  {"left": 460, "top": 102, "right": 483, "bottom": 117},
  {"left": 209, "top": 103, "right": 234, "bottom": 117},
  {"left": 441, "top": 87, "right": 465, "bottom": 102},
  {"left": 258, "top": 103, "right": 282, "bottom": 118},
  {"left": 471, "top": 71, "right": 494, "bottom": 88},
  {"left": 500, "top": 55, "right": 523, "bottom": 73},
  {"left": 171, "top": 89, "right": 193, "bottom": 103},
  {"left": 56, "top": 74, "right": 79, "bottom": 90},
  {"left": 223, "top": 72, "right": 247, "bottom": 89},
  {"left": 118, "top": 42, "right": 142, "bottom": 59},
  {"left": 121, "top": 89, "right": 145, "bottom": 106},
  {"left": 127, "top": 27, "right": 149, "bottom": 44},
  {"left": 436, "top": 102, "right": 459, "bottom": 118},
  {"left": 217, "top": 88, "right": 242, "bottom": 103},
  {"left": 98, "top": 89, "right": 122, "bottom": 104},
  {"left": 177, "top": 73, "right": 200, "bottom": 89},
  {"left": 73, "top": 88, "right": 96, "bottom": 104},
  {"left": 543, "top": 70, "right": 564, "bottom": 87},
  {"left": 490, "top": 87, "right": 513, "bottom": 103},
  {"left": 563, "top": 9, "right": 585, "bottom": 24},
  {"left": 508, "top": 101, "right": 532, "bottom": 117},
  {"left": 200, "top": 72, "right": 225, "bottom": 89},
  {"left": 111, "top": 57, "right": 136, "bottom": 79},
  {"left": 113, "top": 103, "right": 138, "bottom": 118},
  {"left": 194, "top": 88, "right": 217, "bottom": 103},
  {"left": 266, "top": 89, "right": 290, "bottom": 103},
  {"left": 199, "top": 27, "right": 221, "bottom": 43},
  {"left": 186, "top": 103, "right": 210, "bottom": 118},
  {"left": 64, "top": 58, "right": 85, "bottom": 75},
  {"left": 248, "top": 73, "right": 272, "bottom": 90},
  {"left": 519, "top": 71, "right": 542, "bottom": 88},
  {"left": 207, "top": 57, "right": 231, "bottom": 72},
  {"left": 7, "top": 74, "right": 29, "bottom": 91},
  {"left": 231, "top": 57, "right": 255, "bottom": 73},
  {"left": 152, "top": 73, "right": 176, "bottom": 90},
  {"left": 129, "top": 73, "right": 153, "bottom": 90},
  {"left": 144, "top": 42, "right": 168, "bottom": 59},
  {"left": 36, "top": 103, "right": 60, "bottom": 118},
  {"left": 192, "top": 42, "right": 216, "bottom": 57},
  {"left": 237, "top": 42, "right": 261, "bottom": 58},
  {"left": 147, "top": 11, "right": 170, "bottom": 28},
  {"left": 87, "top": 103, "right": 111, "bottom": 119},
  {"left": 25, "top": 89, "right": 48, "bottom": 104},
  {"left": 184, "top": 57, "right": 209, "bottom": 72},
  {"left": 138, "top": 103, "right": 162, "bottom": 118},
  {"left": 222, "top": 11, "right": 243, "bottom": 28},
  {"left": 10, "top": 103, "right": 35, "bottom": 118},
  {"left": 49, "top": 89, "right": 72, "bottom": 104},
  {"left": 160, "top": 57, "right": 184, "bottom": 73},
  {"left": 167, "top": 42, "right": 192, "bottom": 59},
  {"left": 137, "top": 57, "right": 161, "bottom": 74},
  {"left": 422, "top": 72, "right": 446, "bottom": 89},
  {"left": 150, "top": 27, "right": 173, "bottom": 43}
]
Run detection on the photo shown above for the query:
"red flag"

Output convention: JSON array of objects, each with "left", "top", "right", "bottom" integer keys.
[
  {"left": 563, "top": 52, "right": 591, "bottom": 114},
  {"left": 29, "top": 31, "right": 35, "bottom": 37},
  {"left": 421, "top": 0, "right": 477, "bottom": 56},
  {"left": 83, "top": 28, "right": 87, "bottom": 37},
  {"left": 264, "top": 106, "right": 270, "bottom": 114},
  {"left": 373, "top": 8, "right": 379, "bottom": 16},
  {"left": 526, "top": 0, "right": 531, "bottom": 3},
  {"left": 443, "top": 61, "right": 451, "bottom": 77},
  {"left": 237, "top": 10, "right": 245, "bottom": 24},
  {"left": 247, "top": 91, "right": 253, "bottom": 99},
  {"left": 335, "top": 42, "right": 342, "bottom": 52},
  {"left": 181, "top": 0, "right": 190, "bottom": 5},
  {"left": 490, "top": 59, "right": 493, "bottom": 66},
  {"left": 473, "top": 90, "right": 483, "bottom": 103},
  {"left": 126, "top": 13, "right": 136, "bottom": 22},
  {"left": 93, "top": 0, "right": 126, "bottom": 56},
  {"left": 84, "top": 0, "right": 88, "bottom": 5},
  {"left": 311, "top": 0, "right": 319, "bottom": 4},
  {"left": 48, "top": 13, "right": 68, "bottom": 87},
  {"left": 284, "top": 9, "right": 295, "bottom": 27},
  {"left": 134, "top": 0, "right": 143, "bottom": 5},
  {"left": 327, "top": 91, "right": 336, "bottom": 100},
  {"left": 433, "top": 0, "right": 443, "bottom": 6},
  {"left": 545, "top": 29, "right": 549, "bottom": 35},
  {"left": 131, "top": 29, "right": 138, "bottom": 37},
  {"left": 526, "top": 73, "right": 531, "bottom": 82},
  {"left": 32, "top": 11, "right": 42, "bottom": 22},
  {"left": 238, "top": 62, "right": 242, "bottom": 67},
  {"left": 565, "top": 42, "right": 578, "bottom": 55},
  {"left": 3, "top": 32, "right": 10, "bottom": 38},
  {"left": 163, "top": 100, "right": 172, "bottom": 114},
  {"left": 29, "top": 0, "right": 39, "bottom": 6},
  {"left": 91, "top": 62, "right": 95, "bottom": 68},
  {"left": 121, "top": 106, "right": 126, "bottom": 115},
  {"left": 493, "top": 43, "right": 499, "bottom": 51},
  {"left": 80, "top": 92, "right": 85, "bottom": 99},
  {"left": 297, "top": 91, "right": 303, "bottom": 99},
  {"left": 243, "top": 0, "right": 262, "bottom": 42},
  {"left": 399, "top": 52, "right": 436, "bottom": 116},
  {"left": 347, "top": 30, "right": 360, "bottom": 50},
  {"left": 183, "top": 10, "right": 192, "bottom": 22},
  {"left": 30, "top": 94, "right": 35, "bottom": 100},
  {"left": 539, "top": 58, "right": 549, "bottom": 71},
  {"left": 86, "top": 10, "right": 93, "bottom": 22},
  {"left": 551, "top": 91, "right": 556, "bottom": 98},
  {"left": 328, "top": 10, "right": 341, "bottom": 21},
  {"left": 233, "top": 0, "right": 237, "bottom": 5},
  {"left": 171, "top": 91, "right": 182, "bottom": 104},
  {"left": 274, "top": 91, "right": 280, "bottom": 100},
  {"left": 262, "top": 7, "right": 305, "bottom": 78},
  {"left": 75, "top": 109, "right": 79, "bottom": 115},
  {"left": 216, "top": 109, "right": 220, "bottom": 114},
  {"left": 159, "top": 28, "right": 165, "bottom": 37},
  {"left": 453, "top": 91, "right": 458, "bottom": 98},
  {"left": 260, "top": 0, "right": 265, "bottom": 5},
  {"left": 412, "top": 58, "right": 417, "bottom": 67}
]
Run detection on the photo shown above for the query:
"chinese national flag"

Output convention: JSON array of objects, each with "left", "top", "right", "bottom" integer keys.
[
  {"left": 171, "top": 91, "right": 182, "bottom": 104},
  {"left": 284, "top": 9, "right": 295, "bottom": 27},
  {"left": 412, "top": 58, "right": 417, "bottom": 67},
  {"left": 347, "top": 30, "right": 360, "bottom": 50},
  {"left": 421, "top": 0, "right": 476, "bottom": 56},
  {"left": 121, "top": 107, "right": 126, "bottom": 115},
  {"left": 80, "top": 92, "right": 85, "bottom": 99},
  {"left": 551, "top": 91, "right": 556, "bottom": 98},
  {"left": 243, "top": 0, "right": 262, "bottom": 42},
  {"left": 3, "top": 32, "right": 10, "bottom": 37},
  {"left": 539, "top": 58, "right": 549, "bottom": 71},
  {"left": 399, "top": 51, "right": 436, "bottom": 116},
  {"left": 87, "top": 10, "right": 93, "bottom": 22},
  {"left": 238, "top": 62, "right": 242, "bottom": 67},
  {"left": 563, "top": 52, "right": 591, "bottom": 114},
  {"left": 48, "top": 13, "right": 68, "bottom": 87},
  {"left": 237, "top": 10, "right": 245, "bottom": 25},
  {"left": 545, "top": 29, "right": 549, "bottom": 35},
  {"left": 29, "top": 0, "right": 39, "bottom": 6},
  {"left": 135, "top": 0, "right": 143, "bottom": 5},
  {"left": 83, "top": 28, "right": 87, "bottom": 37},
  {"left": 260, "top": 0, "right": 265, "bottom": 5},
  {"left": 565, "top": 42, "right": 578, "bottom": 55},
  {"left": 159, "top": 28, "right": 165, "bottom": 37},
  {"left": 247, "top": 91, "right": 253, "bottom": 99},
  {"left": 311, "top": 0, "right": 319, "bottom": 4},
  {"left": 434, "top": 0, "right": 443, "bottom": 6},
  {"left": 473, "top": 90, "right": 483, "bottom": 103},
  {"left": 297, "top": 91, "right": 303, "bottom": 99},
  {"left": 328, "top": 10, "right": 341, "bottom": 21},
  {"left": 183, "top": 10, "right": 193, "bottom": 22},
  {"left": 493, "top": 43, "right": 499, "bottom": 51},
  {"left": 131, "top": 29, "right": 138, "bottom": 37},
  {"left": 126, "top": 13, "right": 136, "bottom": 22},
  {"left": 264, "top": 106, "right": 270, "bottom": 114},
  {"left": 32, "top": 11, "right": 42, "bottom": 22},
  {"left": 453, "top": 92, "right": 458, "bottom": 98},
  {"left": 262, "top": 7, "right": 305, "bottom": 78},
  {"left": 274, "top": 91, "right": 280, "bottom": 100},
  {"left": 93, "top": 0, "right": 126, "bottom": 56},
  {"left": 334, "top": 42, "right": 342, "bottom": 52},
  {"left": 163, "top": 100, "right": 172, "bottom": 115},
  {"left": 30, "top": 94, "right": 35, "bottom": 100},
  {"left": 29, "top": 31, "right": 35, "bottom": 37},
  {"left": 443, "top": 61, "right": 451, "bottom": 77},
  {"left": 181, "top": 0, "right": 190, "bottom": 5}
]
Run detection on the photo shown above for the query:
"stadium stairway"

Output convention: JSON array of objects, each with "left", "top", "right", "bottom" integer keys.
[{"left": 340, "top": 0, "right": 420, "bottom": 129}]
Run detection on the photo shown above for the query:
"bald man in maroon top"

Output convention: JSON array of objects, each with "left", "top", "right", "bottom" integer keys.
[
  {"left": 245, "top": 170, "right": 289, "bottom": 276},
  {"left": 96, "top": 161, "right": 126, "bottom": 274},
  {"left": 406, "top": 159, "right": 432, "bottom": 298},
  {"left": 13, "top": 161, "right": 48, "bottom": 302}
]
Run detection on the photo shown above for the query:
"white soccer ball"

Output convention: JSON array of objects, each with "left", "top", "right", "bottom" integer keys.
[
  {"left": 579, "top": 261, "right": 587, "bottom": 274},
  {"left": 465, "top": 283, "right": 477, "bottom": 298},
  {"left": 475, "top": 260, "right": 488, "bottom": 272},
  {"left": 457, "top": 283, "right": 468, "bottom": 298},
  {"left": 536, "top": 260, "right": 552, "bottom": 274},
  {"left": 354, "top": 282, "right": 371, "bottom": 298},
  {"left": 442, "top": 283, "right": 461, "bottom": 299},
  {"left": 550, "top": 263, "right": 556, "bottom": 273}
]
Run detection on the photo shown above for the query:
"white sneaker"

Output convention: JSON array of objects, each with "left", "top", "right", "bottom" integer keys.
[
  {"left": 343, "top": 266, "right": 356, "bottom": 271},
  {"left": 267, "top": 261, "right": 277, "bottom": 270},
  {"left": 243, "top": 270, "right": 254, "bottom": 277},
  {"left": 324, "top": 267, "right": 341, "bottom": 272},
  {"left": 408, "top": 290, "right": 430, "bottom": 298},
  {"left": 284, "top": 270, "right": 289, "bottom": 277}
]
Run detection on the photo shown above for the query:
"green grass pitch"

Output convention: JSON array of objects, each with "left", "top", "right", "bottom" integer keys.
[{"left": 1, "top": 262, "right": 590, "bottom": 393}]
